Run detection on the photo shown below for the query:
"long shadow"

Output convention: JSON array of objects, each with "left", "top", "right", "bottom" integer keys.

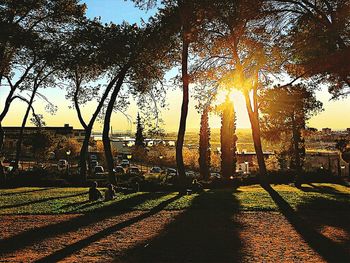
[
  {"left": 296, "top": 195, "right": 350, "bottom": 239},
  {"left": 300, "top": 184, "right": 350, "bottom": 196},
  {"left": 0, "top": 188, "right": 55, "bottom": 196},
  {"left": 34, "top": 194, "right": 183, "bottom": 262},
  {"left": 0, "top": 192, "right": 87, "bottom": 210},
  {"left": 0, "top": 192, "right": 168, "bottom": 255},
  {"left": 118, "top": 190, "right": 242, "bottom": 263},
  {"left": 264, "top": 185, "right": 350, "bottom": 262}
]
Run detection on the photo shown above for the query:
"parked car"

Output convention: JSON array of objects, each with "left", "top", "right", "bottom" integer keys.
[
  {"left": 57, "top": 159, "right": 68, "bottom": 171},
  {"left": 8, "top": 160, "right": 22, "bottom": 170},
  {"left": 94, "top": 165, "right": 104, "bottom": 174},
  {"left": 90, "top": 160, "right": 99, "bottom": 170},
  {"left": 120, "top": 159, "right": 130, "bottom": 168},
  {"left": 127, "top": 166, "right": 141, "bottom": 176},
  {"left": 210, "top": 172, "right": 221, "bottom": 180},
  {"left": 150, "top": 166, "right": 162, "bottom": 173},
  {"left": 114, "top": 166, "right": 125, "bottom": 175},
  {"left": 144, "top": 166, "right": 164, "bottom": 181},
  {"left": 166, "top": 168, "right": 177, "bottom": 176}
]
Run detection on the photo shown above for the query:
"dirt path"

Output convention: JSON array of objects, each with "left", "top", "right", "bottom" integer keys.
[{"left": 0, "top": 211, "right": 349, "bottom": 262}]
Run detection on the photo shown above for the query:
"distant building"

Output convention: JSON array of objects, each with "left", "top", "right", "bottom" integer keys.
[
  {"left": 322, "top": 128, "right": 332, "bottom": 134},
  {"left": 2, "top": 124, "right": 86, "bottom": 157}
]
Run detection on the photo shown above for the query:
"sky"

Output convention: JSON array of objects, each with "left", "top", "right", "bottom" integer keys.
[{"left": 1, "top": 0, "right": 350, "bottom": 132}]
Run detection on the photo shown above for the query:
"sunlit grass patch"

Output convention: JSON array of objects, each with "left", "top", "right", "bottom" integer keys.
[{"left": 0, "top": 183, "right": 349, "bottom": 215}]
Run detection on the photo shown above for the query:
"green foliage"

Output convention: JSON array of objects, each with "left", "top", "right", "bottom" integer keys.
[
  {"left": 260, "top": 84, "right": 323, "bottom": 170},
  {"left": 23, "top": 131, "right": 54, "bottom": 160}
]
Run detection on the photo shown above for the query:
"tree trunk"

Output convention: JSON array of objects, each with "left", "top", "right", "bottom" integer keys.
[
  {"left": 77, "top": 73, "right": 122, "bottom": 183},
  {"left": 176, "top": 38, "right": 189, "bottom": 190},
  {"left": 199, "top": 106, "right": 210, "bottom": 180},
  {"left": 0, "top": 87, "right": 17, "bottom": 152},
  {"left": 244, "top": 92, "right": 268, "bottom": 186},
  {"left": 13, "top": 86, "right": 38, "bottom": 171},
  {"left": 102, "top": 68, "right": 127, "bottom": 185},
  {"left": 291, "top": 116, "right": 301, "bottom": 171},
  {"left": 79, "top": 126, "right": 92, "bottom": 182}
]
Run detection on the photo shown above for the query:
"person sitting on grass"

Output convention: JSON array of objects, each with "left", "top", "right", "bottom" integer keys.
[
  {"left": 104, "top": 184, "right": 117, "bottom": 201},
  {"left": 191, "top": 179, "right": 203, "bottom": 193},
  {"left": 89, "top": 181, "right": 103, "bottom": 201}
]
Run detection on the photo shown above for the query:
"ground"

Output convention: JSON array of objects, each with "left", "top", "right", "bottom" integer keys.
[{"left": 0, "top": 184, "right": 349, "bottom": 262}]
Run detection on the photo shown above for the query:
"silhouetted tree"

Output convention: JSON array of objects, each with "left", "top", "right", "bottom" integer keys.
[
  {"left": 268, "top": 0, "right": 350, "bottom": 98},
  {"left": 0, "top": 0, "right": 85, "bottom": 155},
  {"left": 219, "top": 95, "right": 237, "bottom": 179},
  {"left": 260, "top": 84, "right": 323, "bottom": 182},
  {"left": 135, "top": 113, "right": 145, "bottom": 147}
]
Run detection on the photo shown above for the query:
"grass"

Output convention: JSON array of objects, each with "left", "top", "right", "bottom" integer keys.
[{"left": 0, "top": 183, "right": 349, "bottom": 215}]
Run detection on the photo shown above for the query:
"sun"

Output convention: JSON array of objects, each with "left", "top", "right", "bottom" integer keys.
[{"left": 215, "top": 89, "right": 237, "bottom": 106}]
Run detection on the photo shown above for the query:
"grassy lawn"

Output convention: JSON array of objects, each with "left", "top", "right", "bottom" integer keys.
[{"left": 0, "top": 183, "right": 349, "bottom": 214}]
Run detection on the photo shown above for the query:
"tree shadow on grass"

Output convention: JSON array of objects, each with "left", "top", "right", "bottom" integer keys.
[
  {"left": 0, "top": 192, "right": 168, "bottom": 256},
  {"left": 0, "top": 192, "right": 87, "bottom": 210},
  {"left": 300, "top": 183, "right": 350, "bottom": 196},
  {"left": 0, "top": 187, "right": 55, "bottom": 196},
  {"left": 264, "top": 185, "right": 350, "bottom": 262},
  {"left": 34, "top": 194, "right": 183, "bottom": 262},
  {"left": 296, "top": 195, "right": 350, "bottom": 244},
  {"left": 117, "top": 189, "right": 242, "bottom": 263}
]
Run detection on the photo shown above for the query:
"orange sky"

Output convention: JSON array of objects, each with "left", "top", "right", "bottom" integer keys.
[{"left": 1, "top": 83, "right": 350, "bottom": 132}]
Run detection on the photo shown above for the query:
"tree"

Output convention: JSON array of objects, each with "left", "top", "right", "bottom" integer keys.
[
  {"left": 0, "top": 0, "right": 85, "bottom": 153},
  {"left": 23, "top": 131, "right": 54, "bottom": 161},
  {"left": 218, "top": 94, "right": 237, "bottom": 179},
  {"left": 191, "top": 0, "right": 279, "bottom": 185},
  {"left": 135, "top": 113, "right": 145, "bottom": 147},
  {"left": 101, "top": 18, "right": 173, "bottom": 185},
  {"left": 268, "top": 0, "right": 350, "bottom": 98},
  {"left": 132, "top": 0, "right": 214, "bottom": 190},
  {"left": 260, "top": 84, "right": 323, "bottom": 178},
  {"left": 62, "top": 19, "right": 128, "bottom": 182},
  {"left": 198, "top": 105, "right": 211, "bottom": 180},
  {"left": 12, "top": 37, "right": 60, "bottom": 170}
]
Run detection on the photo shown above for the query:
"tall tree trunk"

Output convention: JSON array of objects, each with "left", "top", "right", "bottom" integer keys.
[
  {"left": 0, "top": 87, "right": 17, "bottom": 152},
  {"left": 244, "top": 91, "right": 268, "bottom": 186},
  {"left": 176, "top": 38, "right": 189, "bottom": 189},
  {"left": 79, "top": 126, "right": 92, "bottom": 183},
  {"left": 13, "top": 86, "right": 38, "bottom": 170},
  {"left": 102, "top": 68, "right": 127, "bottom": 185},
  {"left": 291, "top": 116, "right": 301, "bottom": 171},
  {"left": 199, "top": 105, "right": 210, "bottom": 180},
  {"left": 77, "top": 73, "right": 122, "bottom": 182}
]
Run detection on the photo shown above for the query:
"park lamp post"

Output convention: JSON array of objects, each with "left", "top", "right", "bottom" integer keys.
[
  {"left": 159, "top": 155, "right": 164, "bottom": 168},
  {"left": 127, "top": 153, "right": 132, "bottom": 166},
  {"left": 341, "top": 165, "right": 346, "bottom": 176},
  {"left": 66, "top": 149, "right": 71, "bottom": 175}
]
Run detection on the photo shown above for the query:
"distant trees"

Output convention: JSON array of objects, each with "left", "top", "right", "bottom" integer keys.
[{"left": 23, "top": 131, "right": 54, "bottom": 161}]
